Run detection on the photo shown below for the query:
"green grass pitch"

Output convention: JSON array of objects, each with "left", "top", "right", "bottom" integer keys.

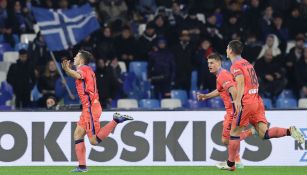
[{"left": 0, "top": 166, "right": 307, "bottom": 175}]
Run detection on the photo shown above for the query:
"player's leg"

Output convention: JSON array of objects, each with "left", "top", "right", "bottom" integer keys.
[
  {"left": 253, "top": 100, "right": 304, "bottom": 143},
  {"left": 71, "top": 123, "right": 87, "bottom": 172},
  {"left": 255, "top": 122, "right": 304, "bottom": 143},
  {"left": 217, "top": 103, "right": 254, "bottom": 171},
  {"left": 95, "top": 112, "right": 134, "bottom": 144},
  {"left": 88, "top": 103, "right": 134, "bottom": 145}
]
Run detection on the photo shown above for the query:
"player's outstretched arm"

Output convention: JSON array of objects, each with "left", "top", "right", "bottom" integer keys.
[
  {"left": 234, "top": 74, "right": 244, "bottom": 113},
  {"left": 61, "top": 60, "right": 82, "bottom": 79},
  {"left": 197, "top": 89, "right": 219, "bottom": 101}
]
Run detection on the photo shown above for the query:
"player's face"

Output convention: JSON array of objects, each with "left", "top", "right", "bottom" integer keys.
[
  {"left": 208, "top": 59, "right": 220, "bottom": 74},
  {"left": 73, "top": 53, "right": 81, "bottom": 66}
]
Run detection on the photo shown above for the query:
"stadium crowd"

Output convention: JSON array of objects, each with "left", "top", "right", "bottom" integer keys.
[{"left": 0, "top": 0, "right": 307, "bottom": 109}]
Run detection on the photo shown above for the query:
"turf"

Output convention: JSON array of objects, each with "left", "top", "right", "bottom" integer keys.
[{"left": 1, "top": 166, "right": 307, "bottom": 175}]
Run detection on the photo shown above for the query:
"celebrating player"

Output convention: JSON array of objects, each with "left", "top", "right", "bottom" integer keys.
[
  {"left": 216, "top": 40, "right": 304, "bottom": 171},
  {"left": 61, "top": 50, "right": 133, "bottom": 172},
  {"left": 197, "top": 53, "right": 255, "bottom": 168}
]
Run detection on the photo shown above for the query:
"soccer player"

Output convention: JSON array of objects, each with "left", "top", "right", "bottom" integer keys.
[
  {"left": 216, "top": 40, "right": 304, "bottom": 171},
  {"left": 197, "top": 53, "right": 254, "bottom": 168},
  {"left": 61, "top": 50, "right": 133, "bottom": 172}
]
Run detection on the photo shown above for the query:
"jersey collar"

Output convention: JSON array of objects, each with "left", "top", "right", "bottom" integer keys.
[
  {"left": 233, "top": 56, "right": 242, "bottom": 64},
  {"left": 216, "top": 68, "right": 224, "bottom": 77}
]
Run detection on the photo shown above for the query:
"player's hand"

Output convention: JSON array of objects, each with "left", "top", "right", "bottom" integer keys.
[
  {"left": 234, "top": 99, "right": 242, "bottom": 115},
  {"left": 61, "top": 60, "right": 71, "bottom": 71},
  {"left": 197, "top": 93, "right": 207, "bottom": 101}
]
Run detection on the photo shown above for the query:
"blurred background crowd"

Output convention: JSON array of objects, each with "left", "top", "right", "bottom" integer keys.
[{"left": 0, "top": 0, "right": 307, "bottom": 110}]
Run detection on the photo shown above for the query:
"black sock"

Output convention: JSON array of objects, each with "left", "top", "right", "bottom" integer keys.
[
  {"left": 286, "top": 129, "right": 290, "bottom": 136},
  {"left": 96, "top": 136, "right": 102, "bottom": 143},
  {"left": 79, "top": 165, "right": 86, "bottom": 169},
  {"left": 227, "top": 160, "right": 235, "bottom": 167}
]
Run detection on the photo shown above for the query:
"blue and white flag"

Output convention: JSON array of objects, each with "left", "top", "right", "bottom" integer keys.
[{"left": 32, "top": 4, "right": 100, "bottom": 51}]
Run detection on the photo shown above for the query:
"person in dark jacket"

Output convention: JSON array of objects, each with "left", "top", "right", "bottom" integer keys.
[
  {"left": 96, "top": 57, "right": 123, "bottom": 108},
  {"left": 114, "top": 25, "right": 138, "bottom": 67},
  {"left": 254, "top": 49, "right": 286, "bottom": 102},
  {"left": 284, "top": 34, "right": 305, "bottom": 95},
  {"left": 193, "top": 38, "right": 216, "bottom": 91},
  {"left": 94, "top": 26, "right": 116, "bottom": 60},
  {"left": 148, "top": 37, "right": 175, "bottom": 98},
  {"left": 137, "top": 22, "right": 157, "bottom": 61},
  {"left": 171, "top": 30, "right": 195, "bottom": 92},
  {"left": 295, "top": 47, "right": 307, "bottom": 98},
  {"left": 7, "top": 49, "right": 36, "bottom": 108}
]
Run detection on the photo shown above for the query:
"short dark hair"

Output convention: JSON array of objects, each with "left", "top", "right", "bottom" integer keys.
[
  {"left": 207, "top": 53, "right": 222, "bottom": 62},
  {"left": 78, "top": 50, "right": 93, "bottom": 65},
  {"left": 228, "top": 40, "right": 243, "bottom": 55}
]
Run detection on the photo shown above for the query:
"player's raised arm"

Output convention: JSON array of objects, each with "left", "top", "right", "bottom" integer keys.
[
  {"left": 197, "top": 90, "right": 219, "bottom": 101},
  {"left": 61, "top": 59, "right": 82, "bottom": 79}
]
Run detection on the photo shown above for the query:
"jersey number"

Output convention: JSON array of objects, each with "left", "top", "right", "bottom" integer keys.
[{"left": 247, "top": 68, "right": 258, "bottom": 86}]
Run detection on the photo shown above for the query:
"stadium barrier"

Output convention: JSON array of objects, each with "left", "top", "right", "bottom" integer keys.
[{"left": 0, "top": 110, "right": 306, "bottom": 166}]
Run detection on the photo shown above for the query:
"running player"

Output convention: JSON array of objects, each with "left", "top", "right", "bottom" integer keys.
[
  {"left": 197, "top": 53, "right": 254, "bottom": 168},
  {"left": 61, "top": 50, "right": 133, "bottom": 172},
  {"left": 216, "top": 40, "right": 304, "bottom": 171}
]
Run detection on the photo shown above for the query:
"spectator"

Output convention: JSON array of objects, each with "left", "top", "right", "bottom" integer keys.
[
  {"left": 242, "top": 33, "right": 262, "bottom": 64},
  {"left": 259, "top": 6, "right": 274, "bottom": 40},
  {"left": 221, "top": 14, "right": 243, "bottom": 43},
  {"left": 94, "top": 26, "right": 116, "bottom": 60},
  {"left": 2, "top": 22, "right": 15, "bottom": 48},
  {"left": 37, "top": 60, "right": 60, "bottom": 107},
  {"left": 7, "top": 1, "right": 27, "bottom": 34},
  {"left": 95, "top": 57, "right": 123, "bottom": 108},
  {"left": 138, "top": 22, "right": 157, "bottom": 61},
  {"left": 7, "top": 49, "right": 36, "bottom": 108},
  {"left": 28, "top": 32, "right": 51, "bottom": 74},
  {"left": 98, "top": 0, "right": 128, "bottom": 22},
  {"left": 171, "top": 30, "right": 194, "bottom": 92},
  {"left": 153, "top": 15, "right": 169, "bottom": 37},
  {"left": 254, "top": 49, "right": 286, "bottom": 102},
  {"left": 0, "top": 0, "right": 8, "bottom": 29},
  {"left": 169, "top": 1, "right": 184, "bottom": 27},
  {"left": 295, "top": 47, "right": 307, "bottom": 98},
  {"left": 285, "top": 34, "right": 305, "bottom": 95},
  {"left": 243, "top": 0, "right": 262, "bottom": 38},
  {"left": 46, "top": 95, "right": 58, "bottom": 110},
  {"left": 203, "top": 13, "right": 224, "bottom": 53},
  {"left": 148, "top": 37, "right": 175, "bottom": 98},
  {"left": 257, "top": 34, "right": 281, "bottom": 59},
  {"left": 180, "top": 8, "right": 203, "bottom": 42},
  {"left": 272, "top": 14, "right": 289, "bottom": 53},
  {"left": 193, "top": 38, "right": 216, "bottom": 91},
  {"left": 55, "top": 75, "right": 79, "bottom": 105},
  {"left": 288, "top": 7, "right": 306, "bottom": 39},
  {"left": 114, "top": 25, "right": 138, "bottom": 66}
]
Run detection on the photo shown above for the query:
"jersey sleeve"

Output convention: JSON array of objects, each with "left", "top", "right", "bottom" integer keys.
[
  {"left": 218, "top": 72, "right": 235, "bottom": 91},
  {"left": 77, "top": 66, "right": 87, "bottom": 79},
  {"left": 231, "top": 64, "right": 243, "bottom": 77}
]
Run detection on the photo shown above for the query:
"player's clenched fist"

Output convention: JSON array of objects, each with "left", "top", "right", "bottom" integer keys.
[
  {"left": 197, "top": 93, "right": 208, "bottom": 101},
  {"left": 61, "top": 58, "right": 71, "bottom": 71}
]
